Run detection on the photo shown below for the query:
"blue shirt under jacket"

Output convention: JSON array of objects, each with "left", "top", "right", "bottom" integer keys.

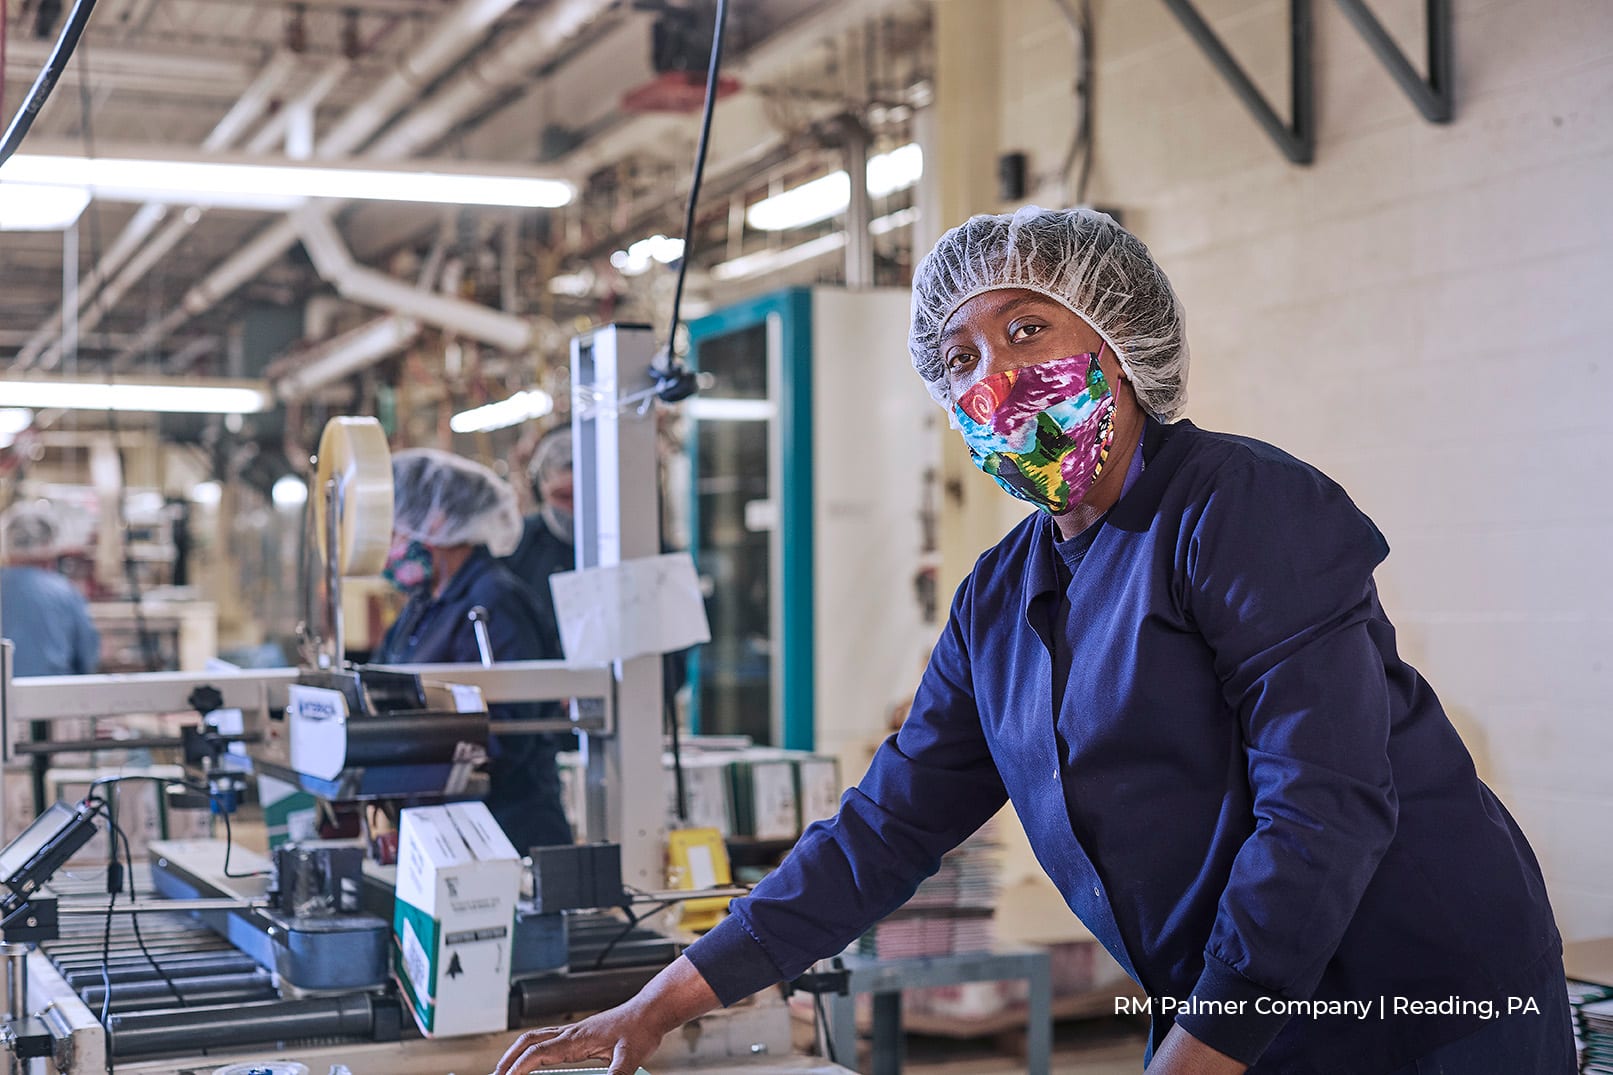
[
  {"left": 1, "top": 566, "right": 100, "bottom": 676},
  {"left": 375, "top": 546, "right": 571, "bottom": 852},
  {"left": 685, "top": 418, "right": 1561, "bottom": 1074}
]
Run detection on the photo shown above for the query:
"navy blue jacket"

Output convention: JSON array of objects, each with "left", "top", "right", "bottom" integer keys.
[
  {"left": 686, "top": 419, "right": 1560, "bottom": 1074},
  {"left": 375, "top": 546, "right": 571, "bottom": 851}
]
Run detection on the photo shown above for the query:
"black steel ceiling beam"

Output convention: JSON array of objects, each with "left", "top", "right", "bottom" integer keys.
[
  {"left": 1333, "top": 0, "right": 1453, "bottom": 123},
  {"left": 1160, "top": 0, "right": 1316, "bottom": 165}
]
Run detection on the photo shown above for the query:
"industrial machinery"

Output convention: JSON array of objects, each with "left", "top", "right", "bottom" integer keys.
[
  {"left": 684, "top": 288, "right": 937, "bottom": 779},
  {"left": 0, "top": 326, "right": 826, "bottom": 1075}
]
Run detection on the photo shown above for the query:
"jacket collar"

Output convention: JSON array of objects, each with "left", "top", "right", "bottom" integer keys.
[{"left": 1019, "top": 416, "right": 1182, "bottom": 624}]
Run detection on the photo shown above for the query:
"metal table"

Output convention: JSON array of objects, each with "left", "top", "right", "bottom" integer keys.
[{"left": 823, "top": 947, "right": 1053, "bottom": 1075}]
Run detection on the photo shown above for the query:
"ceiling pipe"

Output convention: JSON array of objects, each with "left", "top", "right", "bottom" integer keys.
[
  {"left": 13, "top": 49, "right": 303, "bottom": 372},
  {"left": 105, "top": 0, "right": 607, "bottom": 367},
  {"left": 295, "top": 211, "right": 532, "bottom": 353},
  {"left": 271, "top": 314, "right": 421, "bottom": 403},
  {"left": 39, "top": 60, "right": 354, "bottom": 374},
  {"left": 317, "top": 0, "right": 526, "bottom": 159}
]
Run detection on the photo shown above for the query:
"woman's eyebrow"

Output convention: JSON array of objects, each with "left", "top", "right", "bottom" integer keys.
[{"left": 941, "top": 294, "right": 1054, "bottom": 348}]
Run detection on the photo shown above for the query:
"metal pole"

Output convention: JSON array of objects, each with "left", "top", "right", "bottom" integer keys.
[
  {"left": 324, "top": 478, "right": 344, "bottom": 669},
  {"left": 1, "top": 943, "right": 28, "bottom": 1022},
  {"left": 842, "top": 115, "right": 873, "bottom": 288},
  {"left": 1331, "top": 0, "right": 1453, "bottom": 122},
  {"left": 63, "top": 223, "right": 79, "bottom": 375}
]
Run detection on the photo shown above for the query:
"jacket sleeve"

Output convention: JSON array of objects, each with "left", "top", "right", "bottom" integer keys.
[
  {"left": 1172, "top": 455, "right": 1399, "bottom": 1064},
  {"left": 685, "top": 573, "right": 1009, "bottom": 1004}
]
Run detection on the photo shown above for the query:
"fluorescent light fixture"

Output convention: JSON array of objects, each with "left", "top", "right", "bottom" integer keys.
[
  {"left": 190, "top": 481, "right": 224, "bottom": 507},
  {"left": 0, "top": 409, "right": 34, "bottom": 436},
  {"left": 0, "top": 183, "right": 91, "bottom": 230},
  {"left": 682, "top": 398, "right": 777, "bottom": 422},
  {"left": 711, "top": 232, "right": 848, "bottom": 282},
  {"left": 0, "top": 378, "right": 269, "bottom": 414},
  {"left": 450, "top": 389, "right": 555, "bottom": 434},
  {"left": 746, "top": 143, "right": 923, "bottom": 232},
  {"left": 272, "top": 475, "right": 309, "bottom": 508},
  {"left": 609, "top": 234, "right": 685, "bottom": 277},
  {"left": 0, "top": 152, "right": 573, "bottom": 210},
  {"left": 548, "top": 269, "right": 596, "bottom": 297},
  {"left": 713, "top": 208, "right": 919, "bottom": 282}
]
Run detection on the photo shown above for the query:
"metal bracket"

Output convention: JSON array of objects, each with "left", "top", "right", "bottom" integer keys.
[
  {"left": 1163, "top": 0, "right": 1454, "bottom": 164},
  {"left": 1333, "top": 0, "right": 1453, "bottom": 123},
  {"left": 1162, "top": 0, "right": 1315, "bottom": 165}
]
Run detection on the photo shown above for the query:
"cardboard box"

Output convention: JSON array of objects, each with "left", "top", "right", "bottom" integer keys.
[
  {"left": 795, "top": 755, "right": 842, "bottom": 829},
  {"left": 728, "top": 750, "right": 799, "bottom": 840},
  {"left": 392, "top": 802, "right": 520, "bottom": 1037},
  {"left": 664, "top": 753, "right": 732, "bottom": 835}
]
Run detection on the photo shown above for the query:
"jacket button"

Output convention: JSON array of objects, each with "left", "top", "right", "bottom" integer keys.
[{"left": 1093, "top": 886, "right": 1100, "bottom": 897}]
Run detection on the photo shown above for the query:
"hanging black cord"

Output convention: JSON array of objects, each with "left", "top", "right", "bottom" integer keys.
[
  {"left": 106, "top": 805, "right": 189, "bottom": 1006},
  {"left": 655, "top": 0, "right": 730, "bottom": 400},
  {"left": 812, "top": 990, "right": 840, "bottom": 1066},
  {"left": 0, "top": 0, "right": 102, "bottom": 168}
]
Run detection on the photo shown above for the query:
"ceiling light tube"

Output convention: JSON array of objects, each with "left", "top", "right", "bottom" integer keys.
[
  {"left": 0, "top": 378, "right": 269, "bottom": 414},
  {"left": 746, "top": 143, "right": 923, "bottom": 232},
  {"left": 1, "top": 150, "right": 574, "bottom": 210},
  {"left": 450, "top": 389, "right": 555, "bottom": 434}
]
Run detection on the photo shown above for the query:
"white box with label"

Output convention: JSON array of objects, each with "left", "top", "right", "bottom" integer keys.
[{"left": 392, "top": 801, "right": 520, "bottom": 1037}]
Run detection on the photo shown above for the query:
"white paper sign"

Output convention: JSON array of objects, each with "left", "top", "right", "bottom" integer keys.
[{"left": 548, "top": 552, "right": 712, "bottom": 665}]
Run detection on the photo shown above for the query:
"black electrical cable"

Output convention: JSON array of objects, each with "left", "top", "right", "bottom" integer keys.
[
  {"left": 812, "top": 989, "right": 839, "bottom": 1066},
  {"left": 217, "top": 802, "right": 268, "bottom": 879},
  {"left": 658, "top": 0, "right": 730, "bottom": 393},
  {"left": 106, "top": 803, "right": 189, "bottom": 1007},
  {"left": 588, "top": 891, "right": 732, "bottom": 973},
  {"left": 0, "top": 0, "right": 102, "bottom": 168}
]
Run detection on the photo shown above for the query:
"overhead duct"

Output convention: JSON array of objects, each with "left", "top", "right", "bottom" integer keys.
[
  {"left": 271, "top": 315, "right": 421, "bottom": 404},
  {"left": 104, "top": 0, "right": 617, "bottom": 369},
  {"left": 294, "top": 211, "right": 532, "bottom": 353}
]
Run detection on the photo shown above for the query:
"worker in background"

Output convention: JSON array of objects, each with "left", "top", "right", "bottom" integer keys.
[
  {"left": 504, "top": 426, "right": 575, "bottom": 632},
  {"left": 498, "top": 207, "right": 1574, "bottom": 1075},
  {"left": 503, "top": 427, "right": 691, "bottom": 701},
  {"left": 375, "top": 449, "right": 571, "bottom": 852},
  {"left": 0, "top": 502, "right": 100, "bottom": 676}
]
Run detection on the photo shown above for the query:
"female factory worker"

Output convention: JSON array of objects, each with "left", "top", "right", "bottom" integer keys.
[
  {"left": 497, "top": 208, "right": 1573, "bottom": 1075},
  {"left": 375, "top": 448, "right": 571, "bottom": 852}
]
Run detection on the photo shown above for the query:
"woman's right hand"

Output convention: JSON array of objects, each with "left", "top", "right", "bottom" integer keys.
[
  {"left": 493, "top": 955, "right": 722, "bottom": 1075},
  {"left": 494, "top": 1001, "right": 669, "bottom": 1075}
]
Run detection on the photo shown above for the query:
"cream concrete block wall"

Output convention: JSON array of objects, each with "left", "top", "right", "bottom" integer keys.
[{"left": 972, "top": 0, "right": 1613, "bottom": 939}]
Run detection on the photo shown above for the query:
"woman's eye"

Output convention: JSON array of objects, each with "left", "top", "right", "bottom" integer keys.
[
  {"left": 947, "top": 353, "right": 977, "bottom": 371},
  {"left": 1010, "top": 322, "right": 1044, "bottom": 342}
]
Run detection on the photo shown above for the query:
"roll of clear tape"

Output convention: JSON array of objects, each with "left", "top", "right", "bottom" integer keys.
[{"left": 313, "top": 416, "right": 393, "bottom": 577}]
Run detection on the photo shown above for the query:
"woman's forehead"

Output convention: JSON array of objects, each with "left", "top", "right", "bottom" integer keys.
[{"left": 941, "top": 288, "right": 1081, "bottom": 344}]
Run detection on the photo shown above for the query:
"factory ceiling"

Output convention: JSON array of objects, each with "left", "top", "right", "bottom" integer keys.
[{"left": 1, "top": 0, "right": 932, "bottom": 389}]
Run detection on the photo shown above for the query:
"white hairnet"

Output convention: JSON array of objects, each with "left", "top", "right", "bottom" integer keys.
[
  {"left": 2, "top": 503, "right": 60, "bottom": 560},
  {"left": 909, "top": 205, "right": 1190, "bottom": 423},
  {"left": 391, "top": 448, "right": 522, "bottom": 556},
  {"left": 527, "top": 427, "right": 573, "bottom": 491}
]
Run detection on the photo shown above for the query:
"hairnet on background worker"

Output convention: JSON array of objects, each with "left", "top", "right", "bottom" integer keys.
[
  {"left": 389, "top": 448, "right": 524, "bottom": 555},
  {"left": 2, "top": 502, "right": 60, "bottom": 561},
  {"left": 1, "top": 502, "right": 100, "bottom": 677},
  {"left": 376, "top": 449, "right": 571, "bottom": 852},
  {"left": 496, "top": 206, "right": 1570, "bottom": 1075}
]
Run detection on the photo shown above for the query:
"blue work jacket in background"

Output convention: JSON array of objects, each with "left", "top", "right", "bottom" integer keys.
[
  {"left": 687, "top": 418, "right": 1561, "bottom": 1074},
  {"left": 1, "top": 566, "right": 100, "bottom": 676},
  {"left": 375, "top": 546, "right": 572, "bottom": 852}
]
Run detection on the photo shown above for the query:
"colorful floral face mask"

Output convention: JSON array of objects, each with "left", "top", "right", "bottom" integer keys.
[
  {"left": 953, "top": 349, "right": 1117, "bottom": 515},
  {"left": 383, "top": 534, "right": 434, "bottom": 595}
]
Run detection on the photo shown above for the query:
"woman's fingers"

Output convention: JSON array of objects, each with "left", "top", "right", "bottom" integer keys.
[
  {"left": 493, "top": 1027, "right": 564, "bottom": 1075},
  {"left": 501, "top": 1027, "right": 616, "bottom": 1075}
]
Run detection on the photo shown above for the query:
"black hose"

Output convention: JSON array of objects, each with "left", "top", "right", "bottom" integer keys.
[{"left": 0, "top": 0, "right": 102, "bottom": 168}]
